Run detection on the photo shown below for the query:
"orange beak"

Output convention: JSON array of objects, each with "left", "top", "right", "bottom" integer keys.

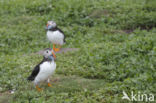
[
  {"left": 46, "top": 24, "right": 49, "bottom": 27},
  {"left": 52, "top": 51, "right": 56, "bottom": 59}
]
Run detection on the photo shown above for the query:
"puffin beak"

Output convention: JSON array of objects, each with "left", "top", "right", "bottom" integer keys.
[
  {"left": 52, "top": 51, "right": 56, "bottom": 59},
  {"left": 46, "top": 24, "right": 52, "bottom": 30},
  {"left": 46, "top": 24, "right": 49, "bottom": 30},
  {"left": 46, "top": 24, "right": 49, "bottom": 27}
]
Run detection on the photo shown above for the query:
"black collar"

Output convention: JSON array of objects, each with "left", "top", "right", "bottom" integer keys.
[
  {"left": 48, "top": 26, "right": 59, "bottom": 31},
  {"left": 43, "top": 57, "right": 53, "bottom": 62}
]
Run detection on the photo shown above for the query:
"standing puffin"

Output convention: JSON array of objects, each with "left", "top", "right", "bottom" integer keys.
[
  {"left": 46, "top": 20, "right": 65, "bottom": 52},
  {"left": 27, "top": 48, "right": 56, "bottom": 91}
]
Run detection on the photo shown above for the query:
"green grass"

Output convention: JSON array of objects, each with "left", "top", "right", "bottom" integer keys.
[{"left": 0, "top": 0, "right": 156, "bottom": 102}]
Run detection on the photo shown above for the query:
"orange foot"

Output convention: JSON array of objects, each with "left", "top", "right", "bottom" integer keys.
[
  {"left": 48, "top": 83, "right": 52, "bottom": 87},
  {"left": 36, "top": 85, "right": 42, "bottom": 92},
  {"left": 53, "top": 48, "right": 60, "bottom": 52}
]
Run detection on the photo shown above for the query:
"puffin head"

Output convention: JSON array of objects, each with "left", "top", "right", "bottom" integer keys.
[
  {"left": 43, "top": 48, "right": 56, "bottom": 60},
  {"left": 46, "top": 21, "right": 57, "bottom": 30}
]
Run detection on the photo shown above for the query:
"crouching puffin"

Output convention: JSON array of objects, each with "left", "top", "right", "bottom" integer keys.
[
  {"left": 27, "top": 48, "right": 56, "bottom": 91},
  {"left": 46, "top": 21, "right": 65, "bottom": 52}
]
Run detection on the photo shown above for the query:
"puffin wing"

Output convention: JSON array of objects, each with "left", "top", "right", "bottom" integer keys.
[
  {"left": 56, "top": 27, "right": 66, "bottom": 43},
  {"left": 27, "top": 60, "right": 44, "bottom": 81}
]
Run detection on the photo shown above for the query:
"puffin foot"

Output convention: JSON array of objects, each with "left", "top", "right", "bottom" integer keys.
[
  {"left": 54, "top": 48, "right": 60, "bottom": 52},
  {"left": 48, "top": 83, "right": 52, "bottom": 87},
  {"left": 36, "top": 85, "right": 42, "bottom": 91}
]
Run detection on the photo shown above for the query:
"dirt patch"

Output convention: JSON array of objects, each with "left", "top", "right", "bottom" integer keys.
[
  {"left": 35, "top": 48, "right": 79, "bottom": 55},
  {"left": 89, "top": 9, "right": 110, "bottom": 18},
  {"left": 123, "top": 29, "right": 134, "bottom": 34},
  {"left": 104, "top": 29, "right": 134, "bottom": 34},
  {"left": 51, "top": 78, "right": 59, "bottom": 83},
  {"left": 0, "top": 91, "right": 12, "bottom": 103},
  {"left": 0, "top": 91, "right": 11, "bottom": 96}
]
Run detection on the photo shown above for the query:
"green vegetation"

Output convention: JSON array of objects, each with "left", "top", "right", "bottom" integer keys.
[{"left": 0, "top": 0, "right": 155, "bottom": 102}]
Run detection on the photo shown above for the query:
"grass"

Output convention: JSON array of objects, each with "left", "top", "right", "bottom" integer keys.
[{"left": 0, "top": 0, "right": 156, "bottom": 102}]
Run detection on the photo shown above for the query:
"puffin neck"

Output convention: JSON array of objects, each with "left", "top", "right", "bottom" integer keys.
[
  {"left": 49, "top": 27, "right": 58, "bottom": 31},
  {"left": 48, "top": 55, "right": 54, "bottom": 61}
]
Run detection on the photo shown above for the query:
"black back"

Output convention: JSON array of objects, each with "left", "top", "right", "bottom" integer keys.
[
  {"left": 49, "top": 26, "right": 66, "bottom": 43},
  {"left": 27, "top": 58, "right": 51, "bottom": 81}
]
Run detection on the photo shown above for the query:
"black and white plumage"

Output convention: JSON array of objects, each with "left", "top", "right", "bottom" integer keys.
[
  {"left": 27, "top": 48, "right": 56, "bottom": 90},
  {"left": 46, "top": 21, "right": 65, "bottom": 52}
]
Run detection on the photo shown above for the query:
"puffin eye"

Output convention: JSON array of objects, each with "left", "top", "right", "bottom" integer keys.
[{"left": 46, "top": 51, "right": 49, "bottom": 53}]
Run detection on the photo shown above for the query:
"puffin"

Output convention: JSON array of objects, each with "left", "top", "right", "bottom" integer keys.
[
  {"left": 27, "top": 48, "right": 56, "bottom": 91},
  {"left": 46, "top": 20, "right": 65, "bottom": 52}
]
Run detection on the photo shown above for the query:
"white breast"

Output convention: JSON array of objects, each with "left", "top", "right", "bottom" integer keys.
[
  {"left": 34, "top": 61, "right": 56, "bottom": 84},
  {"left": 47, "top": 31, "right": 64, "bottom": 45}
]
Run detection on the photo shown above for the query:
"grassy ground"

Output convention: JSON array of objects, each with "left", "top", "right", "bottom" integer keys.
[{"left": 0, "top": 0, "right": 156, "bottom": 102}]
